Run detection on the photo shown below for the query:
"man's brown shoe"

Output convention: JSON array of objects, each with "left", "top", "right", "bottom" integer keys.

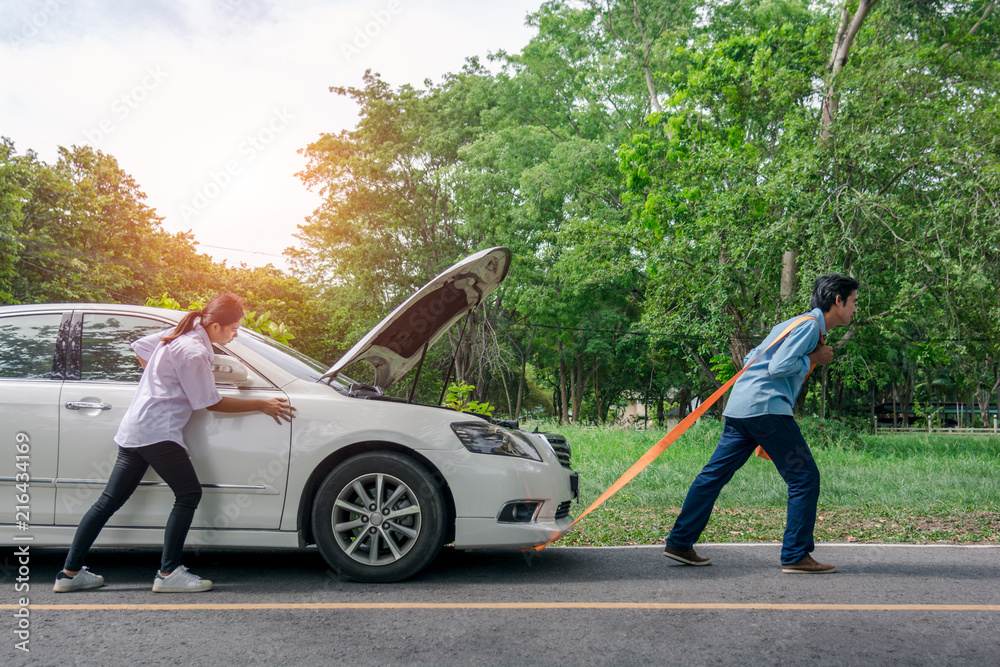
[
  {"left": 781, "top": 555, "right": 836, "bottom": 574},
  {"left": 663, "top": 544, "right": 711, "bottom": 566}
]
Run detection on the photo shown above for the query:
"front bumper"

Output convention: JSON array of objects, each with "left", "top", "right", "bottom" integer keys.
[
  {"left": 419, "top": 430, "right": 578, "bottom": 549},
  {"left": 453, "top": 513, "right": 576, "bottom": 549}
]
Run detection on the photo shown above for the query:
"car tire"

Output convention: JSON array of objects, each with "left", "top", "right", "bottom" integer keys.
[{"left": 311, "top": 451, "right": 446, "bottom": 583}]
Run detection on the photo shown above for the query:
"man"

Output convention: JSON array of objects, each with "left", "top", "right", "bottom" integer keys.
[{"left": 663, "top": 273, "right": 859, "bottom": 573}]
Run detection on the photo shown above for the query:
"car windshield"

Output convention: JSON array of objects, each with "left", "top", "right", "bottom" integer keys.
[{"left": 234, "top": 328, "right": 353, "bottom": 387}]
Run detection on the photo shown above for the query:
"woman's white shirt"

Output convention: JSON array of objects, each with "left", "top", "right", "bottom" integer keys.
[{"left": 114, "top": 323, "right": 222, "bottom": 452}]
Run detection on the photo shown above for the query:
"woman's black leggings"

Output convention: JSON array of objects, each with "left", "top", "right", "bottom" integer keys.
[{"left": 64, "top": 441, "right": 202, "bottom": 573}]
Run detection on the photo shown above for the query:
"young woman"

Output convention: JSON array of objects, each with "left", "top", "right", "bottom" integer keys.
[{"left": 53, "top": 293, "right": 295, "bottom": 593}]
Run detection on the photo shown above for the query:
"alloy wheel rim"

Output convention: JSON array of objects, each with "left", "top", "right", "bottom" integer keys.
[{"left": 331, "top": 472, "right": 422, "bottom": 566}]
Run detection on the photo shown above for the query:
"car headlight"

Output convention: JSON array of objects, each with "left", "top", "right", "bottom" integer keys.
[{"left": 450, "top": 422, "right": 542, "bottom": 462}]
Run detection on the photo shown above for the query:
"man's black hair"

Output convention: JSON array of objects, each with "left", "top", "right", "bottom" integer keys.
[{"left": 810, "top": 273, "right": 859, "bottom": 311}]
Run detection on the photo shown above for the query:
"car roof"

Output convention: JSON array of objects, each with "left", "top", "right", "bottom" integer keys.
[{"left": 0, "top": 303, "right": 184, "bottom": 320}]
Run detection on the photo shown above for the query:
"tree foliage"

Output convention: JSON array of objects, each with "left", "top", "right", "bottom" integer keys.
[
  {"left": 0, "top": 139, "right": 322, "bottom": 359},
  {"left": 7, "top": 0, "right": 1000, "bottom": 426}
]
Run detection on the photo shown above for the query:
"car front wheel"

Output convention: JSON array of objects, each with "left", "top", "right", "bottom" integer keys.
[{"left": 311, "top": 452, "right": 446, "bottom": 582}]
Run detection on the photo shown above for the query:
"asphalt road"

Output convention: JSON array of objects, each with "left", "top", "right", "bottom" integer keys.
[{"left": 3, "top": 542, "right": 999, "bottom": 666}]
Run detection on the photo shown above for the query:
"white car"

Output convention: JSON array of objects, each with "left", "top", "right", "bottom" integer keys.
[{"left": 0, "top": 247, "right": 577, "bottom": 582}]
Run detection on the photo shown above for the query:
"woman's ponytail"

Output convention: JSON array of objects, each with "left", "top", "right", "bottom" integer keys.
[
  {"left": 161, "top": 310, "right": 202, "bottom": 344},
  {"left": 161, "top": 294, "right": 244, "bottom": 344}
]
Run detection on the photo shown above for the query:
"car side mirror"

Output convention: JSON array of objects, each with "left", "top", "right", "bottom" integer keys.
[{"left": 211, "top": 354, "right": 250, "bottom": 386}]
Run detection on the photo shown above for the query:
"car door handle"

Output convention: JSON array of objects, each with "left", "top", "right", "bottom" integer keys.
[{"left": 65, "top": 401, "right": 112, "bottom": 410}]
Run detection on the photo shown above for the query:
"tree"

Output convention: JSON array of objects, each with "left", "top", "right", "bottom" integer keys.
[
  {"left": 2, "top": 142, "right": 219, "bottom": 304},
  {"left": 293, "top": 69, "right": 490, "bottom": 309},
  {"left": 0, "top": 138, "right": 28, "bottom": 304},
  {"left": 293, "top": 67, "right": 504, "bottom": 381},
  {"left": 452, "top": 0, "right": 685, "bottom": 421},
  {"left": 796, "top": 0, "right": 1000, "bottom": 416},
  {"left": 1, "top": 140, "right": 324, "bottom": 362},
  {"left": 616, "top": 0, "right": 1000, "bottom": 420},
  {"left": 619, "top": 15, "right": 826, "bottom": 385}
]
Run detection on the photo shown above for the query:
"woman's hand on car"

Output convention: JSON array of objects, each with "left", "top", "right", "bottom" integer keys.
[{"left": 260, "top": 397, "right": 296, "bottom": 424}]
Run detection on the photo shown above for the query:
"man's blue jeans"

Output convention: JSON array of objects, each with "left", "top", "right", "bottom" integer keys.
[{"left": 666, "top": 415, "right": 820, "bottom": 564}]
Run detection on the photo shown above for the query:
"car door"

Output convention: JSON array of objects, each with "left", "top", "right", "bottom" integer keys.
[
  {"left": 0, "top": 310, "right": 65, "bottom": 527},
  {"left": 54, "top": 310, "right": 291, "bottom": 531}
]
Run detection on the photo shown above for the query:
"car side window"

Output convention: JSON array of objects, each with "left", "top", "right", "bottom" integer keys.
[
  {"left": 0, "top": 313, "right": 63, "bottom": 379},
  {"left": 81, "top": 314, "right": 168, "bottom": 382}
]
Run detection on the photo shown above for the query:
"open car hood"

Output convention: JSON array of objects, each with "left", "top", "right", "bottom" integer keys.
[{"left": 321, "top": 246, "right": 511, "bottom": 389}]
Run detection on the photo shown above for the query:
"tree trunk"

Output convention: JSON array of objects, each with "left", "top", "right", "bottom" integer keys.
[
  {"left": 726, "top": 304, "right": 752, "bottom": 371},
  {"left": 897, "top": 375, "right": 914, "bottom": 427},
  {"left": 820, "top": 368, "right": 828, "bottom": 418},
  {"left": 475, "top": 348, "right": 489, "bottom": 402},
  {"left": 683, "top": 342, "right": 723, "bottom": 389},
  {"left": 592, "top": 363, "right": 602, "bottom": 424},
  {"left": 514, "top": 328, "right": 535, "bottom": 420},
  {"left": 571, "top": 358, "right": 579, "bottom": 423},
  {"left": 795, "top": 374, "right": 811, "bottom": 415},
  {"left": 780, "top": 250, "right": 799, "bottom": 302},
  {"left": 558, "top": 341, "right": 569, "bottom": 425},
  {"left": 455, "top": 309, "right": 478, "bottom": 384},
  {"left": 820, "top": 0, "right": 880, "bottom": 144},
  {"left": 643, "top": 382, "right": 650, "bottom": 429},
  {"left": 775, "top": 1, "right": 878, "bottom": 318},
  {"left": 572, "top": 355, "right": 585, "bottom": 425},
  {"left": 676, "top": 387, "right": 690, "bottom": 419},
  {"left": 976, "top": 373, "right": 1000, "bottom": 427},
  {"left": 589, "top": 0, "right": 669, "bottom": 114},
  {"left": 892, "top": 385, "right": 897, "bottom": 427},
  {"left": 871, "top": 383, "right": 876, "bottom": 428},
  {"left": 500, "top": 369, "right": 513, "bottom": 420}
]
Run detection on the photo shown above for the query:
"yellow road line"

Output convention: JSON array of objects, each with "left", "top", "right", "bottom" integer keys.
[{"left": 6, "top": 603, "right": 1000, "bottom": 611}]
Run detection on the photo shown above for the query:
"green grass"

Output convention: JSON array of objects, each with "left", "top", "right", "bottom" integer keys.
[{"left": 525, "top": 419, "right": 1000, "bottom": 546}]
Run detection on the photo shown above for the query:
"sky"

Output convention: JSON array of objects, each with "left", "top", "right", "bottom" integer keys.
[{"left": 0, "top": 0, "right": 543, "bottom": 270}]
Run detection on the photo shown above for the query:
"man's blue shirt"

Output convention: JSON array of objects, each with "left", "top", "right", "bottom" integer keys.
[{"left": 723, "top": 307, "right": 826, "bottom": 418}]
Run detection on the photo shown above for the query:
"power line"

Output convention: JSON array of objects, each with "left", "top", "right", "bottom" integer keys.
[
  {"left": 486, "top": 318, "right": 705, "bottom": 342},
  {"left": 485, "top": 317, "right": 996, "bottom": 345},
  {"left": 2, "top": 233, "right": 291, "bottom": 266},
  {"left": 197, "top": 243, "right": 287, "bottom": 259}
]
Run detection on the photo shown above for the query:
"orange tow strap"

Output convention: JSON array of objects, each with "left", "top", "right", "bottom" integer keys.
[{"left": 526, "top": 315, "right": 820, "bottom": 551}]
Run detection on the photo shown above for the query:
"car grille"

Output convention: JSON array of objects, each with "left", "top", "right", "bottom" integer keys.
[
  {"left": 540, "top": 432, "right": 572, "bottom": 469},
  {"left": 554, "top": 501, "right": 572, "bottom": 520}
]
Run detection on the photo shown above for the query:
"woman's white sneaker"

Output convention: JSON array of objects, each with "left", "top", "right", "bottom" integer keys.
[
  {"left": 53, "top": 567, "right": 105, "bottom": 592},
  {"left": 152, "top": 564, "right": 213, "bottom": 593}
]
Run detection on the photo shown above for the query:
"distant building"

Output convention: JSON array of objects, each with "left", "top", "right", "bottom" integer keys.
[
  {"left": 619, "top": 394, "right": 701, "bottom": 429},
  {"left": 874, "top": 402, "right": 999, "bottom": 428}
]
